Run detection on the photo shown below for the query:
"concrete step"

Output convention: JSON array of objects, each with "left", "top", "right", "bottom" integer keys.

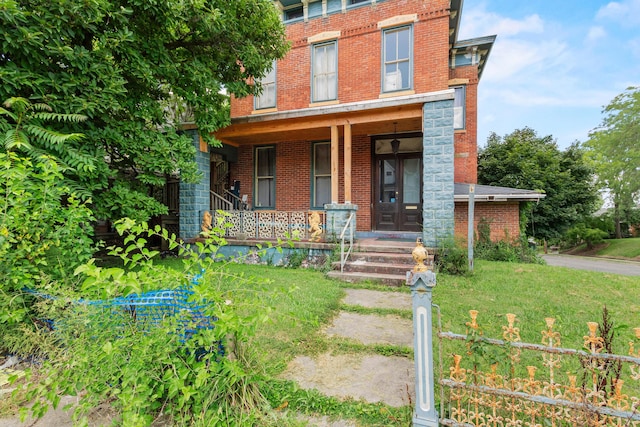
[
  {"left": 350, "top": 251, "right": 413, "bottom": 263},
  {"left": 332, "top": 260, "right": 413, "bottom": 276},
  {"left": 326, "top": 270, "right": 408, "bottom": 287}
]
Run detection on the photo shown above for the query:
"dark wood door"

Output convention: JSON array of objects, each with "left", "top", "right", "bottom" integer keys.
[{"left": 374, "top": 154, "right": 422, "bottom": 231}]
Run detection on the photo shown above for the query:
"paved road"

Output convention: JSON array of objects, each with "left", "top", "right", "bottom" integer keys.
[{"left": 541, "top": 254, "right": 640, "bottom": 276}]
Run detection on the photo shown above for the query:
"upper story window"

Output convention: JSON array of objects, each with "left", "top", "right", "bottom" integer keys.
[
  {"left": 312, "top": 41, "right": 338, "bottom": 102},
  {"left": 350, "top": 0, "right": 369, "bottom": 4},
  {"left": 453, "top": 86, "right": 466, "bottom": 130},
  {"left": 382, "top": 26, "right": 412, "bottom": 92},
  {"left": 254, "top": 146, "right": 275, "bottom": 208},
  {"left": 284, "top": 6, "right": 303, "bottom": 21},
  {"left": 255, "top": 63, "right": 276, "bottom": 110}
]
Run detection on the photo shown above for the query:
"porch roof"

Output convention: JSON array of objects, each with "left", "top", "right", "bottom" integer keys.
[
  {"left": 214, "top": 90, "right": 454, "bottom": 146},
  {"left": 454, "top": 183, "right": 545, "bottom": 202}
]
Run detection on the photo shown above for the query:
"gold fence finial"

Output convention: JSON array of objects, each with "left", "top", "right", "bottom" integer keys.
[{"left": 412, "top": 237, "right": 429, "bottom": 272}]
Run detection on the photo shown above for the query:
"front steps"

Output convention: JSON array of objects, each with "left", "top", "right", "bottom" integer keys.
[{"left": 327, "top": 238, "right": 434, "bottom": 286}]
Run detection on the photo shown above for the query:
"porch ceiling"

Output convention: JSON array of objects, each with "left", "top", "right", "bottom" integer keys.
[
  {"left": 216, "top": 105, "right": 423, "bottom": 146},
  {"left": 214, "top": 90, "right": 454, "bottom": 146}
]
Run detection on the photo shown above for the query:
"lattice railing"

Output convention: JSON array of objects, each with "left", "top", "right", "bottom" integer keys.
[
  {"left": 438, "top": 309, "right": 640, "bottom": 426},
  {"left": 213, "top": 210, "right": 326, "bottom": 241}
]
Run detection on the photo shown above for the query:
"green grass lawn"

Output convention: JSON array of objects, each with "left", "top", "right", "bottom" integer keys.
[
  {"left": 182, "top": 259, "right": 640, "bottom": 424},
  {"left": 597, "top": 237, "right": 640, "bottom": 259}
]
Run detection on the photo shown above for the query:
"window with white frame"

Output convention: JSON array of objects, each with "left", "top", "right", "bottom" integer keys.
[
  {"left": 255, "top": 63, "right": 276, "bottom": 110},
  {"left": 382, "top": 26, "right": 412, "bottom": 92},
  {"left": 312, "top": 142, "right": 331, "bottom": 208},
  {"left": 312, "top": 41, "right": 337, "bottom": 102},
  {"left": 255, "top": 146, "right": 275, "bottom": 208},
  {"left": 453, "top": 86, "right": 466, "bottom": 130}
]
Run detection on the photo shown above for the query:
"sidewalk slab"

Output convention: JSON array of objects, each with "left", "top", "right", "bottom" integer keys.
[
  {"left": 323, "top": 312, "right": 413, "bottom": 347},
  {"left": 342, "top": 289, "right": 412, "bottom": 310},
  {"left": 282, "top": 353, "right": 414, "bottom": 408}
]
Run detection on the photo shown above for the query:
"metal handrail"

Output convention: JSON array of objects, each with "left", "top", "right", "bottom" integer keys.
[
  {"left": 210, "top": 190, "right": 233, "bottom": 211},
  {"left": 223, "top": 189, "right": 248, "bottom": 210},
  {"left": 339, "top": 212, "right": 355, "bottom": 273}
]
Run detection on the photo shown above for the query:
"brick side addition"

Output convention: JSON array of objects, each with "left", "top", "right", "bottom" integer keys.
[{"left": 454, "top": 202, "right": 521, "bottom": 243}]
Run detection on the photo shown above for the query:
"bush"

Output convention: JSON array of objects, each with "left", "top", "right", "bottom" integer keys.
[
  {"left": 565, "top": 224, "right": 609, "bottom": 249},
  {"left": 0, "top": 153, "right": 96, "bottom": 352},
  {"left": 434, "top": 240, "right": 470, "bottom": 276},
  {"left": 14, "top": 220, "right": 289, "bottom": 426}
]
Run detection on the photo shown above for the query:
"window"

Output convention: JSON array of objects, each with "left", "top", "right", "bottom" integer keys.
[
  {"left": 350, "top": 0, "right": 369, "bottom": 4},
  {"left": 255, "top": 146, "right": 275, "bottom": 208},
  {"left": 285, "top": 6, "right": 303, "bottom": 21},
  {"left": 312, "top": 41, "right": 337, "bottom": 102},
  {"left": 382, "top": 26, "right": 412, "bottom": 92},
  {"left": 453, "top": 86, "right": 466, "bottom": 129},
  {"left": 312, "top": 142, "right": 331, "bottom": 208},
  {"left": 255, "top": 63, "right": 276, "bottom": 110}
]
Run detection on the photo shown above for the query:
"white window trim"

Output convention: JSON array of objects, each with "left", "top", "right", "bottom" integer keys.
[
  {"left": 381, "top": 25, "right": 413, "bottom": 93},
  {"left": 311, "top": 40, "right": 338, "bottom": 103}
]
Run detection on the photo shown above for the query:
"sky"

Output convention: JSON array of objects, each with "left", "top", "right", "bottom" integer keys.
[{"left": 458, "top": 0, "right": 640, "bottom": 149}]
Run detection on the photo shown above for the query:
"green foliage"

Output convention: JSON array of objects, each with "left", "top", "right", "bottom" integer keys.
[
  {"left": 14, "top": 221, "right": 294, "bottom": 426},
  {"left": 0, "top": 152, "right": 95, "bottom": 348},
  {"left": 435, "top": 239, "right": 470, "bottom": 276},
  {"left": 565, "top": 224, "right": 609, "bottom": 249},
  {"left": 473, "top": 217, "right": 543, "bottom": 263},
  {"left": 478, "top": 128, "right": 599, "bottom": 241},
  {"left": 0, "top": 0, "right": 290, "bottom": 221},
  {"left": 586, "top": 86, "right": 640, "bottom": 238}
]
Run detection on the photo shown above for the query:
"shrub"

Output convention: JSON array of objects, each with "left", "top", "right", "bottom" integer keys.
[
  {"left": 565, "top": 224, "right": 609, "bottom": 249},
  {"left": 435, "top": 239, "right": 470, "bottom": 276},
  {"left": 15, "top": 220, "right": 289, "bottom": 426},
  {"left": 0, "top": 153, "right": 95, "bottom": 352}
]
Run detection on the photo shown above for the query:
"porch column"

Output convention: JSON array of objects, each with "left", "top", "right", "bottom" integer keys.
[
  {"left": 422, "top": 98, "right": 455, "bottom": 247},
  {"left": 331, "top": 124, "right": 339, "bottom": 203},
  {"left": 179, "top": 131, "right": 210, "bottom": 241},
  {"left": 343, "top": 122, "right": 352, "bottom": 204}
]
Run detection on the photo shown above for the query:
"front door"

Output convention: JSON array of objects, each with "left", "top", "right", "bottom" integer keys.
[{"left": 374, "top": 154, "right": 422, "bottom": 231}]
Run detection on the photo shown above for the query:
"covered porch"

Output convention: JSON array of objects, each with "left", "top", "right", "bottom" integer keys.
[{"left": 196, "top": 89, "right": 456, "bottom": 247}]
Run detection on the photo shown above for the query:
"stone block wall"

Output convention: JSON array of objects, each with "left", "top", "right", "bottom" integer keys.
[
  {"left": 422, "top": 99, "right": 454, "bottom": 247},
  {"left": 179, "top": 131, "right": 210, "bottom": 240}
]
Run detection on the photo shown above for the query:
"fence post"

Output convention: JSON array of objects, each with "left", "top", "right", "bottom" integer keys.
[{"left": 406, "top": 270, "right": 438, "bottom": 427}]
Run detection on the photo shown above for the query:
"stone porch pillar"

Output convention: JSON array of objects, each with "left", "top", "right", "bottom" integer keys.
[
  {"left": 422, "top": 98, "right": 455, "bottom": 248},
  {"left": 179, "top": 131, "right": 210, "bottom": 240}
]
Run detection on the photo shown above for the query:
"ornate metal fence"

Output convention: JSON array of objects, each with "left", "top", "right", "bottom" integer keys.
[
  {"left": 437, "top": 309, "right": 640, "bottom": 426},
  {"left": 213, "top": 210, "right": 326, "bottom": 240}
]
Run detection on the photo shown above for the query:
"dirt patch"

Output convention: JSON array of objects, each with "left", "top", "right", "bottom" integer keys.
[
  {"left": 342, "top": 289, "right": 411, "bottom": 310},
  {"left": 562, "top": 242, "right": 609, "bottom": 257}
]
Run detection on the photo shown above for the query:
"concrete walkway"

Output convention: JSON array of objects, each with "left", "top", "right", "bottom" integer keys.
[
  {"left": 282, "top": 288, "right": 415, "bottom": 425},
  {"left": 0, "top": 288, "right": 415, "bottom": 427}
]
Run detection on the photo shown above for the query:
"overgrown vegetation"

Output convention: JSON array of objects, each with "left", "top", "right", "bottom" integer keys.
[{"left": 10, "top": 220, "right": 300, "bottom": 426}]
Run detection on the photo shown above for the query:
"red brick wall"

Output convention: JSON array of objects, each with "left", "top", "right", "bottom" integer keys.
[
  {"left": 450, "top": 66, "right": 479, "bottom": 184},
  {"left": 454, "top": 202, "right": 521, "bottom": 243},
  {"left": 231, "top": 0, "right": 452, "bottom": 117},
  {"left": 229, "top": 135, "right": 373, "bottom": 230}
]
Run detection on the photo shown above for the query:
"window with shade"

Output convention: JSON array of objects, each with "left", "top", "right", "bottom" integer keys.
[
  {"left": 255, "top": 63, "right": 276, "bottom": 110},
  {"left": 453, "top": 86, "right": 466, "bottom": 129},
  {"left": 382, "top": 26, "right": 412, "bottom": 93},
  {"left": 254, "top": 146, "right": 275, "bottom": 208},
  {"left": 312, "top": 41, "right": 337, "bottom": 102},
  {"left": 312, "top": 142, "right": 331, "bottom": 208}
]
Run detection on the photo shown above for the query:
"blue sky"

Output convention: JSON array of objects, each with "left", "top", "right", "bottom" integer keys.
[{"left": 458, "top": 0, "right": 640, "bottom": 149}]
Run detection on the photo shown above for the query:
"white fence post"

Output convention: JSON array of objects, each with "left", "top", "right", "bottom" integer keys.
[{"left": 406, "top": 270, "right": 439, "bottom": 427}]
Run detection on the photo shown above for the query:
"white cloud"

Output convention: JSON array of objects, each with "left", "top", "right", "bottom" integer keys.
[
  {"left": 483, "top": 39, "right": 568, "bottom": 82},
  {"left": 596, "top": 0, "right": 640, "bottom": 26},
  {"left": 586, "top": 26, "right": 607, "bottom": 43},
  {"left": 459, "top": 7, "right": 544, "bottom": 39}
]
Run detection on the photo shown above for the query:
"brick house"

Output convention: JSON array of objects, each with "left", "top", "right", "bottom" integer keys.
[{"left": 177, "top": 0, "right": 543, "bottom": 247}]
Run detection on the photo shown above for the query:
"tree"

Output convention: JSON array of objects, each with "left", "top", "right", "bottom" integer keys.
[
  {"left": 0, "top": 0, "right": 289, "bottom": 221},
  {"left": 478, "top": 127, "right": 599, "bottom": 241},
  {"left": 586, "top": 86, "right": 640, "bottom": 238}
]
